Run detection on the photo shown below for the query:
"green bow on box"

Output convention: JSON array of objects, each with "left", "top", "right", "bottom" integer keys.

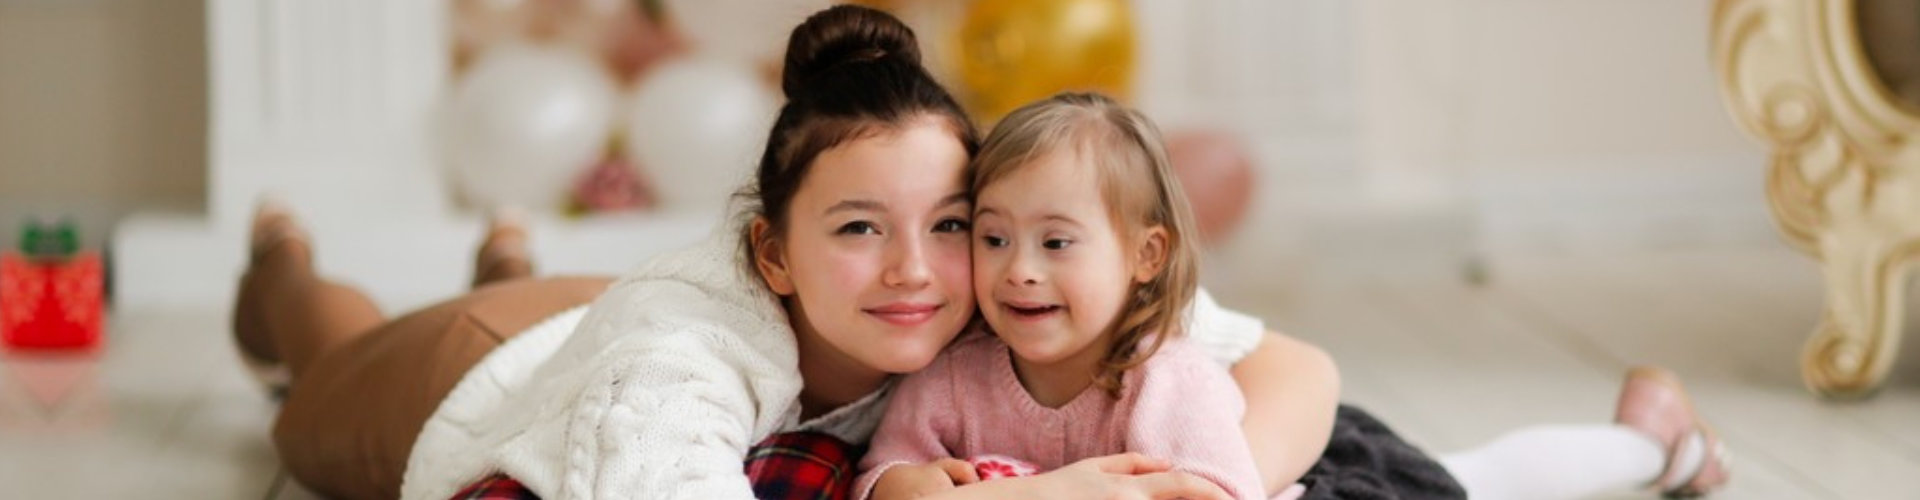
[{"left": 19, "top": 220, "right": 79, "bottom": 257}]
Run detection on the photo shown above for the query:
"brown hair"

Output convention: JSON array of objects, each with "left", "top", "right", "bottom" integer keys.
[
  {"left": 971, "top": 92, "right": 1200, "bottom": 396},
  {"left": 737, "top": 5, "right": 979, "bottom": 275}
]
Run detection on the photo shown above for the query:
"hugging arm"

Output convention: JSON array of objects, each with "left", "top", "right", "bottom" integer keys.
[
  {"left": 1233, "top": 330, "right": 1341, "bottom": 494},
  {"left": 556, "top": 331, "right": 770, "bottom": 499},
  {"left": 920, "top": 454, "right": 1233, "bottom": 500}
]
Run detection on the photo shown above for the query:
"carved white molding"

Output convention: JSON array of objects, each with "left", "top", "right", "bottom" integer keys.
[{"left": 1713, "top": 0, "right": 1920, "bottom": 397}]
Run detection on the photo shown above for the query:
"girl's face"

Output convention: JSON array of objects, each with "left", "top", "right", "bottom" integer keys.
[
  {"left": 755, "top": 117, "right": 976, "bottom": 374},
  {"left": 972, "top": 149, "right": 1154, "bottom": 370}
]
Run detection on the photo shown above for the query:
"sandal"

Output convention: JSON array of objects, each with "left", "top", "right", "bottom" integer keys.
[{"left": 1614, "top": 366, "right": 1731, "bottom": 497}]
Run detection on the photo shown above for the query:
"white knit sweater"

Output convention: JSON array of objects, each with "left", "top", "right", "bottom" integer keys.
[{"left": 400, "top": 220, "right": 1268, "bottom": 500}]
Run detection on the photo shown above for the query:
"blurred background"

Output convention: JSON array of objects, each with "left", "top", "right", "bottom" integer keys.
[
  {"left": 0, "top": 0, "right": 1768, "bottom": 310},
  {"left": 1, "top": 0, "right": 1916, "bottom": 498}
]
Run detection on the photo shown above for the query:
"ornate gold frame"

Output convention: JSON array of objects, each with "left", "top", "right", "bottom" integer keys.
[{"left": 1713, "top": 0, "right": 1920, "bottom": 398}]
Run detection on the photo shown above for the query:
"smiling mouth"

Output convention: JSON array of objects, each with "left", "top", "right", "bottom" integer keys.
[
  {"left": 865, "top": 304, "right": 942, "bottom": 326},
  {"left": 1004, "top": 303, "right": 1064, "bottom": 319}
]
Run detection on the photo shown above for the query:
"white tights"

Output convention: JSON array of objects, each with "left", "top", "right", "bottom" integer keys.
[{"left": 1437, "top": 424, "right": 1697, "bottom": 500}]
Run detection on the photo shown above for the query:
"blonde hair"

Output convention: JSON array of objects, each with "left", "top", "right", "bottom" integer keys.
[{"left": 971, "top": 92, "right": 1200, "bottom": 396}]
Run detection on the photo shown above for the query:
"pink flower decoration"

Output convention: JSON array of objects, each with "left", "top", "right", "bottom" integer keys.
[{"left": 967, "top": 455, "right": 1039, "bottom": 481}]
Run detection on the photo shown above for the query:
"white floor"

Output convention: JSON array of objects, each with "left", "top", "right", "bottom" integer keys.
[{"left": 3, "top": 244, "right": 1917, "bottom": 499}]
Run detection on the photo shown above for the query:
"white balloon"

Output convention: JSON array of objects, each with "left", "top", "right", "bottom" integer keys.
[
  {"left": 444, "top": 44, "right": 618, "bottom": 211},
  {"left": 624, "top": 56, "right": 780, "bottom": 211},
  {"left": 662, "top": 0, "right": 830, "bottom": 64}
]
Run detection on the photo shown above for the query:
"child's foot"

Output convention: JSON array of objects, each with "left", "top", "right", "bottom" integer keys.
[
  {"left": 233, "top": 197, "right": 310, "bottom": 400},
  {"left": 1615, "top": 366, "right": 1730, "bottom": 497},
  {"left": 472, "top": 206, "right": 534, "bottom": 288}
]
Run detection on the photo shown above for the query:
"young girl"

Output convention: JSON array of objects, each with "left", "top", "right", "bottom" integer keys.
[
  {"left": 854, "top": 91, "right": 1734, "bottom": 500},
  {"left": 856, "top": 92, "right": 1277, "bottom": 500}
]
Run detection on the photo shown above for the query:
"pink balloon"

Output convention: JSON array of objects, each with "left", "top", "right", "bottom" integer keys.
[
  {"left": 1166, "top": 131, "right": 1257, "bottom": 246},
  {"left": 572, "top": 154, "right": 655, "bottom": 214},
  {"left": 450, "top": 0, "right": 683, "bottom": 84}
]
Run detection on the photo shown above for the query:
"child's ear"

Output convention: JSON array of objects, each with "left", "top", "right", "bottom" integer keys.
[
  {"left": 750, "top": 217, "right": 796, "bottom": 296},
  {"left": 1132, "top": 225, "right": 1170, "bottom": 284}
]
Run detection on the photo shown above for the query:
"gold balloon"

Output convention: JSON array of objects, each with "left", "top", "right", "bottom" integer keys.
[
  {"left": 842, "top": 0, "right": 902, "bottom": 11},
  {"left": 954, "top": 0, "right": 1137, "bottom": 123}
]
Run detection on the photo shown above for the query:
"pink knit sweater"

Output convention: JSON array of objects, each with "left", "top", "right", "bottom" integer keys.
[{"left": 854, "top": 330, "right": 1267, "bottom": 500}]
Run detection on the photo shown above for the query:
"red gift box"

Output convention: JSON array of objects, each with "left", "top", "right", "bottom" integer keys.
[{"left": 1, "top": 251, "right": 105, "bottom": 350}]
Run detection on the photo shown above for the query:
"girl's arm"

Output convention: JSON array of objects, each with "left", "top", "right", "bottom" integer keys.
[
  {"left": 532, "top": 271, "right": 809, "bottom": 499},
  {"left": 1232, "top": 330, "right": 1340, "bottom": 493},
  {"left": 560, "top": 330, "right": 772, "bottom": 499},
  {"left": 922, "top": 453, "right": 1233, "bottom": 500},
  {"left": 1185, "top": 289, "right": 1340, "bottom": 494}
]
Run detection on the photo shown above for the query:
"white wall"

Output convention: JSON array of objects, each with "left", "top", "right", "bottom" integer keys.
[
  {"left": 1358, "top": 0, "right": 1755, "bottom": 182},
  {"left": 1355, "top": 0, "right": 1772, "bottom": 259},
  {"left": 0, "top": 0, "right": 207, "bottom": 251},
  {"left": 1457, "top": 1, "right": 1752, "bottom": 163}
]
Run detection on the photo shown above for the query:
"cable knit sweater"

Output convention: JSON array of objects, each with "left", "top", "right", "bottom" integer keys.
[{"left": 400, "top": 217, "right": 1268, "bottom": 500}]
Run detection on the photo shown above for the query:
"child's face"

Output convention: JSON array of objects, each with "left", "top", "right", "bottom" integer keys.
[
  {"left": 759, "top": 118, "right": 978, "bottom": 375},
  {"left": 973, "top": 149, "right": 1143, "bottom": 369}
]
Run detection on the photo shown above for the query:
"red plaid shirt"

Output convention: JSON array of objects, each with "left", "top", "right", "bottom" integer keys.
[{"left": 451, "top": 431, "right": 862, "bottom": 500}]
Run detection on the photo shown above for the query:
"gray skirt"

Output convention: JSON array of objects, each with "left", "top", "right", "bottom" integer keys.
[{"left": 1296, "top": 405, "right": 1466, "bottom": 500}]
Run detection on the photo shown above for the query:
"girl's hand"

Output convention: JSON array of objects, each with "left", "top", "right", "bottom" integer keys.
[
  {"left": 1054, "top": 453, "right": 1233, "bottom": 500},
  {"left": 1001, "top": 453, "right": 1233, "bottom": 500},
  {"left": 872, "top": 458, "right": 981, "bottom": 500}
]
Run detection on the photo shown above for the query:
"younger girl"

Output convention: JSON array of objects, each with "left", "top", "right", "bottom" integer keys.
[
  {"left": 856, "top": 92, "right": 1275, "bottom": 500},
  {"left": 854, "top": 92, "right": 1733, "bottom": 500}
]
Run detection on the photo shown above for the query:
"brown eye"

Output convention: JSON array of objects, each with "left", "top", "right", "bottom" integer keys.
[
  {"left": 934, "top": 218, "right": 970, "bottom": 233},
  {"left": 837, "top": 221, "right": 880, "bottom": 235}
]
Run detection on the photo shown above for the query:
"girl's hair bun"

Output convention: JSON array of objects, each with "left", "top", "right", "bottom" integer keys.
[{"left": 780, "top": 4, "right": 922, "bottom": 98}]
